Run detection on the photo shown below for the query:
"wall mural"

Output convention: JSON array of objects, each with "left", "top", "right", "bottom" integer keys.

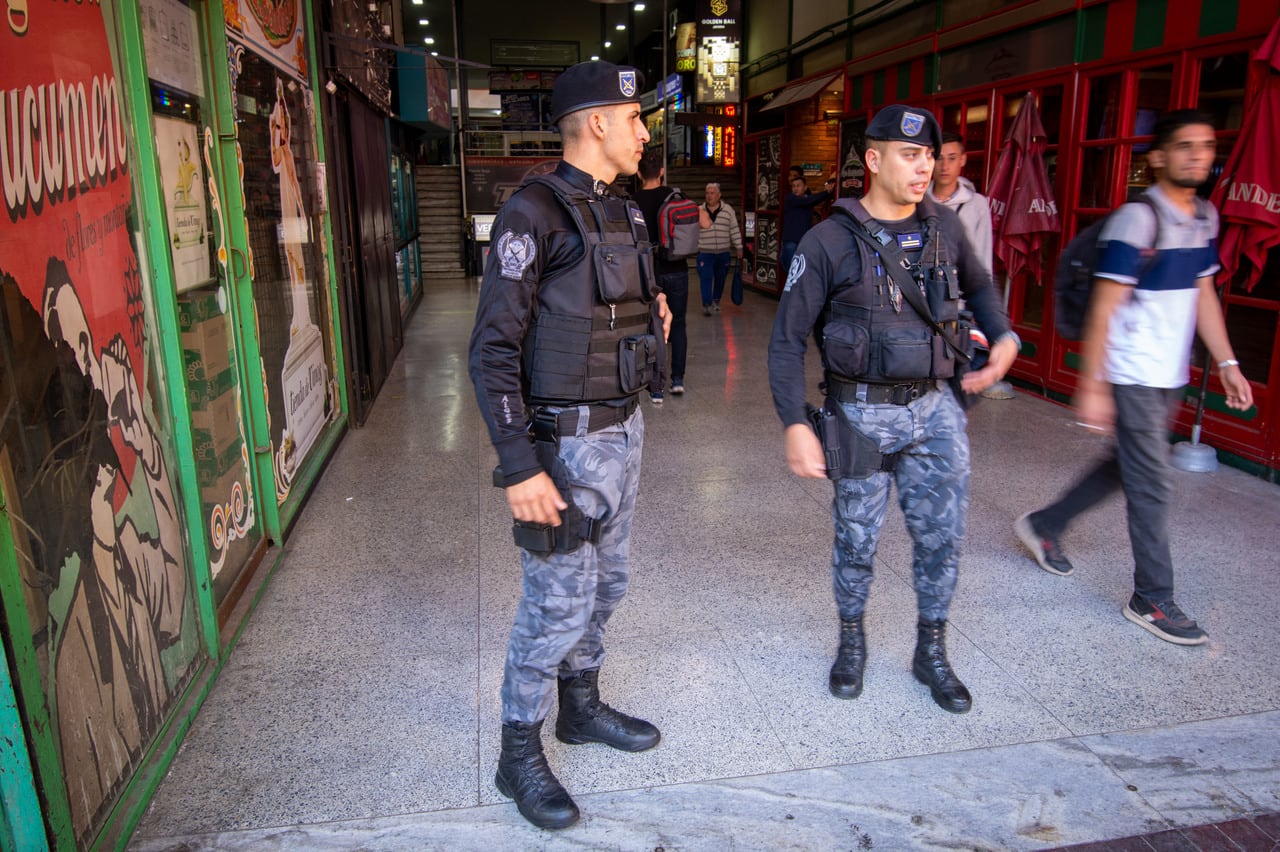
[{"left": 0, "top": 1, "right": 201, "bottom": 842}]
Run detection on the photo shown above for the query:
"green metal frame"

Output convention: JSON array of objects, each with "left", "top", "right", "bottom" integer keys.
[{"left": 0, "top": 506, "right": 52, "bottom": 851}]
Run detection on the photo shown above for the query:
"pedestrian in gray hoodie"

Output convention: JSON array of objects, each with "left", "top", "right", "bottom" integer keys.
[{"left": 928, "top": 132, "right": 993, "bottom": 276}]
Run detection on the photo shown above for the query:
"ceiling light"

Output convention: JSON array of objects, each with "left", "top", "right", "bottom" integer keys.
[
  {"left": 616, "top": 23, "right": 626, "bottom": 30},
  {"left": 423, "top": 36, "right": 434, "bottom": 44},
  {"left": 634, "top": 1, "right": 646, "bottom": 9},
  {"left": 411, "top": 0, "right": 423, "bottom": 4},
  {"left": 591, "top": 55, "right": 600, "bottom": 60},
  {"left": 603, "top": 40, "right": 612, "bottom": 48},
  {"left": 430, "top": 51, "right": 438, "bottom": 56},
  {"left": 418, "top": 17, "right": 428, "bottom": 25}
]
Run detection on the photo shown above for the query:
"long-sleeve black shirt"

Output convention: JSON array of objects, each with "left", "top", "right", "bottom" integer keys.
[
  {"left": 768, "top": 198, "right": 1011, "bottom": 428},
  {"left": 467, "top": 161, "right": 598, "bottom": 485}
]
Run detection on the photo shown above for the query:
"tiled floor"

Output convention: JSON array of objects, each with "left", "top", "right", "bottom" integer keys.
[{"left": 132, "top": 276, "right": 1280, "bottom": 850}]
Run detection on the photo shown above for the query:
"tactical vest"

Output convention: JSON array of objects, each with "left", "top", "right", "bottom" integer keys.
[
  {"left": 520, "top": 173, "right": 658, "bottom": 405},
  {"left": 820, "top": 198, "right": 963, "bottom": 383}
]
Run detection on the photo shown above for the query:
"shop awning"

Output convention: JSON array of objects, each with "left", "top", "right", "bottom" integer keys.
[{"left": 760, "top": 72, "right": 843, "bottom": 112}]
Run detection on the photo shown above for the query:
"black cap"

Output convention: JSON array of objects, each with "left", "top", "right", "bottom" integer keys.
[
  {"left": 550, "top": 61, "right": 644, "bottom": 125},
  {"left": 865, "top": 104, "right": 942, "bottom": 155}
]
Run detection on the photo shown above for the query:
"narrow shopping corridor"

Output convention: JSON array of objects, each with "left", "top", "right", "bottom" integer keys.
[{"left": 132, "top": 277, "right": 1280, "bottom": 850}]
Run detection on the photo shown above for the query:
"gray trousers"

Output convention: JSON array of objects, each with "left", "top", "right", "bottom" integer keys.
[
  {"left": 1033, "top": 384, "right": 1180, "bottom": 602},
  {"left": 501, "top": 407, "right": 644, "bottom": 724},
  {"left": 831, "top": 386, "right": 970, "bottom": 623}
]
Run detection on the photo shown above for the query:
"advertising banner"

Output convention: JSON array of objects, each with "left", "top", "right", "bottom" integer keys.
[
  {"left": 696, "top": 0, "right": 741, "bottom": 104},
  {"left": 1, "top": 1, "right": 200, "bottom": 841},
  {"left": 465, "top": 157, "right": 559, "bottom": 213}
]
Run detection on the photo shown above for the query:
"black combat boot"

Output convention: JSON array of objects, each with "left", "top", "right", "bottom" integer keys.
[
  {"left": 494, "top": 720, "right": 580, "bottom": 830},
  {"left": 829, "top": 617, "right": 867, "bottom": 699},
  {"left": 555, "top": 669, "right": 660, "bottom": 752},
  {"left": 912, "top": 618, "right": 972, "bottom": 714}
]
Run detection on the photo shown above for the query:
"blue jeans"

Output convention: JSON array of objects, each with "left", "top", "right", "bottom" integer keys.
[
  {"left": 1031, "top": 385, "right": 1180, "bottom": 602},
  {"left": 696, "top": 252, "right": 731, "bottom": 307}
]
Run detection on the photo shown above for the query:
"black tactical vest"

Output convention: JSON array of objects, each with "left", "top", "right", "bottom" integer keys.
[
  {"left": 520, "top": 173, "right": 658, "bottom": 405},
  {"left": 820, "top": 198, "right": 963, "bottom": 383}
]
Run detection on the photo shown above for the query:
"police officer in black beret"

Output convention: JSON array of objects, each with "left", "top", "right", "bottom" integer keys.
[
  {"left": 468, "top": 61, "right": 671, "bottom": 830},
  {"left": 768, "top": 105, "right": 1020, "bottom": 715}
]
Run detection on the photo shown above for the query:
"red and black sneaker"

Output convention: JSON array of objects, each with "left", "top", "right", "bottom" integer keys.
[
  {"left": 1123, "top": 594, "right": 1208, "bottom": 645},
  {"left": 1014, "top": 512, "right": 1075, "bottom": 576}
]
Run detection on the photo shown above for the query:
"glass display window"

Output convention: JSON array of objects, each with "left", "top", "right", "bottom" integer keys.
[{"left": 228, "top": 43, "right": 339, "bottom": 506}]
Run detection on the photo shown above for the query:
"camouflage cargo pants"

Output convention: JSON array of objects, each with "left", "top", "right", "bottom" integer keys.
[
  {"left": 832, "top": 385, "right": 970, "bottom": 623},
  {"left": 501, "top": 407, "right": 645, "bottom": 724}
]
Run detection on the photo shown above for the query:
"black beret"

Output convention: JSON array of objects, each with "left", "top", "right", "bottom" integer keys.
[
  {"left": 550, "top": 61, "right": 644, "bottom": 125},
  {"left": 865, "top": 104, "right": 942, "bottom": 155}
]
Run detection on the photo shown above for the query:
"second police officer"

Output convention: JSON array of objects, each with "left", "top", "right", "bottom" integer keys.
[
  {"left": 468, "top": 61, "right": 671, "bottom": 830},
  {"left": 767, "top": 105, "right": 1020, "bottom": 713}
]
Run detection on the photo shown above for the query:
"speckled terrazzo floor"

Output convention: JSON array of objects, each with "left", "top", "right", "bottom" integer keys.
[{"left": 131, "top": 276, "right": 1280, "bottom": 851}]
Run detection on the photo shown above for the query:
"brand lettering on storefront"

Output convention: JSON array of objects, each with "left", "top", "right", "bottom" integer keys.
[
  {"left": 0, "top": 74, "right": 129, "bottom": 220},
  {"left": 1027, "top": 197, "right": 1057, "bottom": 215},
  {"left": 1226, "top": 181, "right": 1280, "bottom": 214},
  {"left": 288, "top": 362, "right": 324, "bottom": 415}
]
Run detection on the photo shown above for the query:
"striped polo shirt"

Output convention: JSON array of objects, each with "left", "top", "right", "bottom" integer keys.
[{"left": 1095, "top": 185, "right": 1219, "bottom": 389}]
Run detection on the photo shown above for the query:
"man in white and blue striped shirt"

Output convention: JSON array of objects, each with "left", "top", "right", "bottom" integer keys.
[{"left": 1016, "top": 109, "right": 1254, "bottom": 646}]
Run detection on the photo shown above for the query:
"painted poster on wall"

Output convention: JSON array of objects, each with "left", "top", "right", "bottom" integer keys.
[
  {"left": 225, "top": 0, "right": 308, "bottom": 79},
  {"left": 0, "top": 1, "right": 201, "bottom": 843},
  {"left": 155, "top": 116, "right": 213, "bottom": 291},
  {"left": 229, "top": 45, "right": 338, "bottom": 504}
]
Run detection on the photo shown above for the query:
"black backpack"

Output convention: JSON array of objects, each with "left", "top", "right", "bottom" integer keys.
[{"left": 1054, "top": 196, "right": 1159, "bottom": 340}]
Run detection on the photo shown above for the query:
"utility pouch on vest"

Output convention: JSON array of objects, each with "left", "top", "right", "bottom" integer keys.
[
  {"left": 593, "top": 244, "right": 648, "bottom": 304},
  {"left": 618, "top": 334, "right": 657, "bottom": 393},
  {"left": 821, "top": 305, "right": 871, "bottom": 378},
  {"left": 879, "top": 328, "right": 934, "bottom": 379},
  {"left": 806, "top": 402, "right": 899, "bottom": 480}
]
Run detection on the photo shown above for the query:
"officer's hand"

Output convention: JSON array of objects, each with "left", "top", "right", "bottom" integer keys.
[
  {"left": 784, "top": 423, "right": 827, "bottom": 479},
  {"left": 1073, "top": 380, "right": 1115, "bottom": 435},
  {"left": 505, "top": 472, "right": 568, "bottom": 526},
  {"left": 959, "top": 335, "right": 1018, "bottom": 394},
  {"left": 655, "top": 292, "right": 672, "bottom": 342}
]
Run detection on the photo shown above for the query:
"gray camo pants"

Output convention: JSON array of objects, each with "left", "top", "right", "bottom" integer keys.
[
  {"left": 501, "top": 407, "right": 644, "bottom": 724},
  {"left": 832, "top": 385, "right": 970, "bottom": 623}
]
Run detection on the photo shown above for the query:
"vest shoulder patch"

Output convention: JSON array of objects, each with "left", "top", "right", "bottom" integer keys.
[{"left": 496, "top": 230, "right": 537, "bottom": 281}]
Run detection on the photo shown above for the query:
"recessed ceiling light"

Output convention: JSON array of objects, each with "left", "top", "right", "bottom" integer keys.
[
  {"left": 423, "top": 36, "right": 434, "bottom": 44},
  {"left": 591, "top": 55, "right": 600, "bottom": 61},
  {"left": 411, "top": 0, "right": 423, "bottom": 5},
  {"left": 603, "top": 40, "right": 612, "bottom": 48},
  {"left": 615, "top": 23, "right": 626, "bottom": 30},
  {"left": 418, "top": 18, "right": 428, "bottom": 25},
  {"left": 430, "top": 51, "right": 438, "bottom": 56},
  {"left": 635, "top": 1, "right": 645, "bottom": 9}
]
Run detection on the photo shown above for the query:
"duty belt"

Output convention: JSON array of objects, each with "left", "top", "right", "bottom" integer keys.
[
  {"left": 532, "top": 396, "right": 638, "bottom": 438},
  {"left": 827, "top": 376, "right": 935, "bottom": 405}
]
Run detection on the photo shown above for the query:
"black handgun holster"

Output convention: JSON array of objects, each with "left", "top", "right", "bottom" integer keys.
[
  {"left": 806, "top": 402, "right": 899, "bottom": 481},
  {"left": 511, "top": 410, "right": 603, "bottom": 555}
]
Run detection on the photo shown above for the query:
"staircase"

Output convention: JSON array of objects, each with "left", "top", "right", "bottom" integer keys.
[{"left": 415, "top": 165, "right": 467, "bottom": 278}]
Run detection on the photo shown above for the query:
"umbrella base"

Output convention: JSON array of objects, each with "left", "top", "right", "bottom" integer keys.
[
  {"left": 980, "top": 381, "right": 1016, "bottom": 400},
  {"left": 1171, "top": 440, "right": 1219, "bottom": 474}
]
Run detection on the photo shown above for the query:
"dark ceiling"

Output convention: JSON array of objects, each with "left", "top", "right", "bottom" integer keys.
[{"left": 402, "top": 0, "right": 696, "bottom": 90}]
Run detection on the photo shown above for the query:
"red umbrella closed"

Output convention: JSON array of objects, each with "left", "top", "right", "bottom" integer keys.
[
  {"left": 1212, "top": 17, "right": 1280, "bottom": 293},
  {"left": 986, "top": 94, "right": 1061, "bottom": 286}
]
